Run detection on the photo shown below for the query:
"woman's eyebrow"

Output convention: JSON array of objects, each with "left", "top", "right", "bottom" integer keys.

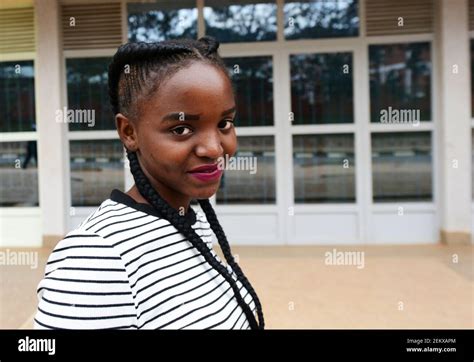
[{"left": 162, "top": 106, "right": 236, "bottom": 123}]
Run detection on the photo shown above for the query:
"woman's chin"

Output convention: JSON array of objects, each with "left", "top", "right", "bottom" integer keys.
[{"left": 191, "top": 185, "right": 220, "bottom": 200}]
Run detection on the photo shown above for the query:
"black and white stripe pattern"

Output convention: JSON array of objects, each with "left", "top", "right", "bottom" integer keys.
[{"left": 34, "top": 190, "right": 256, "bottom": 329}]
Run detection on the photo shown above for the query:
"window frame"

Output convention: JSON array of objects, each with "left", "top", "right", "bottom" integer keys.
[
  {"left": 366, "top": 37, "right": 436, "bottom": 205},
  {"left": 63, "top": 51, "right": 126, "bottom": 210}
]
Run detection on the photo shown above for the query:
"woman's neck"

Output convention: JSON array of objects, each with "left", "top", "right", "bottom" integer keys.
[{"left": 125, "top": 185, "right": 191, "bottom": 215}]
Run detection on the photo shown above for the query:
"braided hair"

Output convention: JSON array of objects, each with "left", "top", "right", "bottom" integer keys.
[{"left": 108, "top": 36, "right": 264, "bottom": 330}]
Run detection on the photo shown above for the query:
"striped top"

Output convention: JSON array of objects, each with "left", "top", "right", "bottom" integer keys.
[{"left": 34, "top": 189, "right": 256, "bottom": 330}]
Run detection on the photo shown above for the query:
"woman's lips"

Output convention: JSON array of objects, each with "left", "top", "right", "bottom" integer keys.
[
  {"left": 187, "top": 167, "right": 223, "bottom": 182},
  {"left": 188, "top": 163, "right": 219, "bottom": 173}
]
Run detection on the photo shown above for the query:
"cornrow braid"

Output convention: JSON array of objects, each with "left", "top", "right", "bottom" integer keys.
[
  {"left": 108, "top": 41, "right": 190, "bottom": 117},
  {"left": 108, "top": 37, "right": 229, "bottom": 119},
  {"left": 108, "top": 36, "right": 264, "bottom": 329}
]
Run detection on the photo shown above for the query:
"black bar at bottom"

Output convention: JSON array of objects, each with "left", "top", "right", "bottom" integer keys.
[{"left": 1, "top": 329, "right": 472, "bottom": 361}]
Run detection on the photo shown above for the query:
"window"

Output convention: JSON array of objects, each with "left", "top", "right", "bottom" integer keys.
[
  {"left": 204, "top": 0, "right": 277, "bottom": 42},
  {"left": 284, "top": 0, "right": 359, "bottom": 40},
  {"left": 369, "top": 42, "right": 432, "bottom": 123},
  {"left": 290, "top": 52, "right": 353, "bottom": 124},
  {"left": 371, "top": 132, "right": 432, "bottom": 202},
  {"left": 67, "top": 57, "right": 123, "bottom": 207},
  {"left": 70, "top": 140, "right": 124, "bottom": 206},
  {"left": 293, "top": 134, "right": 355, "bottom": 203},
  {"left": 128, "top": 1, "right": 198, "bottom": 42},
  {"left": 0, "top": 61, "right": 38, "bottom": 207},
  {"left": 224, "top": 56, "right": 274, "bottom": 126},
  {"left": 0, "top": 141, "right": 39, "bottom": 206},
  {"left": 369, "top": 41, "right": 433, "bottom": 204},
  {"left": 290, "top": 50, "right": 355, "bottom": 204},
  {"left": 217, "top": 136, "right": 275, "bottom": 204},
  {"left": 0, "top": 61, "right": 35, "bottom": 133},
  {"left": 66, "top": 57, "right": 113, "bottom": 131}
]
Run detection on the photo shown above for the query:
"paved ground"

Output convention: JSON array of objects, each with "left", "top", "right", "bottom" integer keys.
[{"left": 1, "top": 244, "right": 472, "bottom": 329}]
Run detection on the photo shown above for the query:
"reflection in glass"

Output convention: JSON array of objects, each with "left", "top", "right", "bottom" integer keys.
[
  {"left": 372, "top": 132, "right": 432, "bottom": 202},
  {"left": 204, "top": 0, "right": 277, "bottom": 42},
  {"left": 293, "top": 134, "right": 355, "bottom": 203},
  {"left": 284, "top": 0, "right": 359, "bottom": 40},
  {"left": 70, "top": 140, "right": 124, "bottom": 206},
  {"left": 224, "top": 56, "right": 274, "bottom": 126},
  {"left": 217, "top": 136, "right": 275, "bottom": 204},
  {"left": 0, "top": 141, "right": 39, "bottom": 206},
  {"left": 0, "top": 61, "right": 35, "bottom": 133},
  {"left": 369, "top": 42, "right": 431, "bottom": 123},
  {"left": 67, "top": 57, "right": 112, "bottom": 131},
  {"left": 128, "top": 1, "right": 197, "bottom": 42},
  {"left": 290, "top": 52, "right": 353, "bottom": 124}
]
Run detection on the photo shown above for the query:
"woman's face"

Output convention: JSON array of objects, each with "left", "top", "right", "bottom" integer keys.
[{"left": 117, "top": 61, "right": 237, "bottom": 211}]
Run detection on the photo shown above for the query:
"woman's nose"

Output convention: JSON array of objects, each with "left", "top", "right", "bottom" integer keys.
[{"left": 195, "top": 132, "right": 224, "bottom": 160}]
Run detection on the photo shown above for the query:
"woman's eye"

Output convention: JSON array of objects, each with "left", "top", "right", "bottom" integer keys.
[
  {"left": 171, "top": 120, "right": 233, "bottom": 136},
  {"left": 219, "top": 119, "right": 234, "bottom": 130},
  {"left": 170, "top": 126, "right": 193, "bottom": 136}
]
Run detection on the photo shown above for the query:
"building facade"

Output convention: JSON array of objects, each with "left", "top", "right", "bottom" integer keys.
[{"left": 0, "top": 0, "right": 472, "bottom": 246}]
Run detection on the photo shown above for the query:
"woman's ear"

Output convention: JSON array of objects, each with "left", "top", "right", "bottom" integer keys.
[{"left": 115, "top": 113, "right": 138, "bottom": 151}]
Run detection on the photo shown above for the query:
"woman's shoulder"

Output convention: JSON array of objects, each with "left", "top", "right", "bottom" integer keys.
[
  {"left": 45, "top": 198, "right": 131, "bottom": 273},
  {"left": 35, "top": 233, "right": 137, "bottom": 329},
  {"left": 74, "top": 197, "right": 130, "bottom": 231},
  {"left": 35, "top": 203, "right": 137, "bottom": 329},
  {"left": 45, "top": 228, "right": 122, "bottom": 276}
]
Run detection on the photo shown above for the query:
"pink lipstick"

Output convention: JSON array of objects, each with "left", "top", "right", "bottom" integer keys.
[{"left": 187, "top": 163, "right": 223, "bottom": 182}]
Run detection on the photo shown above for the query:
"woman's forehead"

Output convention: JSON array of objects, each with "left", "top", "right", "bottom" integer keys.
[
  {"left": 147, "top": 63, "right": 234, "bottom": 112},
  {"left": 162, "top": 62, "right": 231, "bottom": 94}
]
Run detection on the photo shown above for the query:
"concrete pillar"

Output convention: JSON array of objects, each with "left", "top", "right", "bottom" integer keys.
[
  {"left": 34, "top": 0, "right": 70, "bottom": 245},
  {"left": 435, "top": 0, "right": 472, "bottom": 244}
]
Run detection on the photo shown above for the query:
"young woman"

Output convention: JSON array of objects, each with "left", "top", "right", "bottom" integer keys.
[{"left": 34, "top": 36, "right": 264, "bottom": 330}]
